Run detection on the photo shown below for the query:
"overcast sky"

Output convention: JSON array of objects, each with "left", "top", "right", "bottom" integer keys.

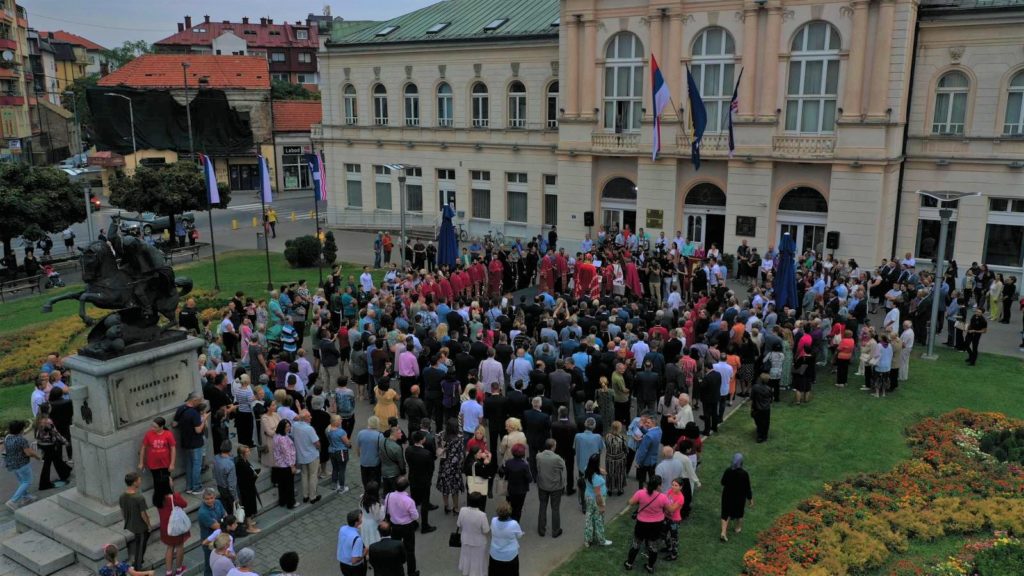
[{"left": 20, "top": 0, "right": 437, "bottom": 48}]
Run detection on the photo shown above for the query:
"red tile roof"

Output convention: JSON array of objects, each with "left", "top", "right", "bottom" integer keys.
[
  {"left": 98, "top": 54, "right": 270, "bottom": 90},
  {"left": 39, "top": 30, "right": 105, "bottom": 51},
  {"left": 272, "top": 100, "right": 323, "bottom": 132},
  {"left": 155, "top": 20, "right": 318, "bottom": 49}
]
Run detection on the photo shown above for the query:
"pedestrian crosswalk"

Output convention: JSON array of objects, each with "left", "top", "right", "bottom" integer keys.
[{"left": 228, "top": 203, "right": 317, "bottom": 221}]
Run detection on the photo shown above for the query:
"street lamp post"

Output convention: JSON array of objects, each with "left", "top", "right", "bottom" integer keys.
[
  {"left": 385, "top": 164, "right": 412, "bottom": 267},
  {"left": 916, "top": 190, "right": 981, "bottom": 360},
  {"left": 182, "top": 60, "right": 219, "bottom": 289},
  {"left": 104, "top": 93, "right": 137, "bottom": 170}
]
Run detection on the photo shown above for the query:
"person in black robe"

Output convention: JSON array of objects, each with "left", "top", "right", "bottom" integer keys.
[
  {"left": 234, "top": 445, "right": 261, "bottom": 525},
  {"left": 720, "top": 452, "right": 753, "bottom": 542}
]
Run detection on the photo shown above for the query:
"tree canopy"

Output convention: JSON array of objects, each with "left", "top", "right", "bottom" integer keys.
[
  {"left": 66, "top": 74, "right": 99, "bottom": 141},
  {"left": 109, "top": 160, "right": 230, "bottom": 235},
  {"left": 0, "top": 163, "right": 86, "bottom": 256},
  {"left": 271, "top": 80, "right": 321, "bottom": 101},
  {"left": 101, "top": 40, "right": 152, "bottom": 70}
]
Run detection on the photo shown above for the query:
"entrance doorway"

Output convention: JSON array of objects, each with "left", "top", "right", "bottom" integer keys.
[
  {"left": 439, "top": 188, "right": 456, "bottom": 211},
  {"left": 601, "top": 177, "right": 638, "bottom": 233},
  {"left": 777, "top": 187, "right": 829, "bottom": 255},
  {"left": 683, "top": 183, "right": 727, "bottom": 251},
  {"left": 230, "top": 164, "right": 259, "bottom": 190}
]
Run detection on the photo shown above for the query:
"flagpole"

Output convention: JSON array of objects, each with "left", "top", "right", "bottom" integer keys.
[
  {"left": 203, "top": 153, "right": 221, "bottom": 290},
  {"left": 314, "top": 181, "right": 323, "bottom": 288},
  {"left": 259, "top": 155, "right": 273, "bottom": 291}
]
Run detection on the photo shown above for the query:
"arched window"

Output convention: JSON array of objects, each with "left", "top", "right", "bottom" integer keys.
[
  {"left": 436, "top": 82, "right": 453, "bottom": 127},
  {"left": 785, "top": 22, "right": 841, "bottom": 133},
  {"left": 507, "top": 81, "right": 526, "bottom": 128},
  {"left": 373, "top": 84, "right": 388, "bottom": 126},
  {"left": 604, "top": 32, "right": 643, "bottom": 132},
  {"left": 546, "top": 81, "right": 559, "bottom": 129},
  {"left": 691, "top": 28, "right": 736, "bottom": 133},
  {"left": 933, "top": 71, "right": 969, "bottom": 135},
  {"left": 404, "top": 84, "right": 419, "bottom": 127},
  {"left": 779, "top": 187, "right": 828, "bottom": 212},
  {"left": 343, "top": 84, "right": 357, "bottom": 125},
  {"left": 1005, "top": 72, "right": 1024, "bottom": 136},
  {"left": 471, "top": 82, "right": 489, "bottom": 128}
]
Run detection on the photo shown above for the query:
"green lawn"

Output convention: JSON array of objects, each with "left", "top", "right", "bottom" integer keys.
[
  {"left": 0, "top": 251, "right": 371, "bottom": 333},
  {"left": 551, "top": 352, "right": 1024, "bottom": 576}
]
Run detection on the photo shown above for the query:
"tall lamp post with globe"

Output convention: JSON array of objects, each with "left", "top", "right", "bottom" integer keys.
[{"left": 916, "top": 190, "right": 981, "bottom": 360}]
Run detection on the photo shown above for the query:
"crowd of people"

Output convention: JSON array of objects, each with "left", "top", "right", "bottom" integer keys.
[{"left": 5, "top": 220, "right": 1023, "bottom": 576}]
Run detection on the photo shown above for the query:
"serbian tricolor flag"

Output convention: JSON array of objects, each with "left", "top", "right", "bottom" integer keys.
[
  {"left": 198, "top": 153, "right": 220, "bottom": 205},
  {"left": 650, "top": 54, "right": 671, "bottom": 161},
  {"left": 257, "top": 154, "right": 273, "bottom": 203},
  {"left": 305, "top": 151, "right": 328, "bottom": 202}
]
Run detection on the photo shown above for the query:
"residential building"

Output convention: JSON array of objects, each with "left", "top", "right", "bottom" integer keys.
[
  {"left": 40, "top": 30, "right": 106, "bottom": 91},
  {"left": 272, "top": 99, "right": 322, "bottom": 192},
  {"left": 317, "top": 0, "right": 1024, "bottom": 279},
  {"left": 27, "top": 29, "right": 59, "bottom": 104},
  {"left": 0, "top": 0, "right": 33, "bottom": 161},
  {"left": 95, "top": 54, "right": 273, "bottom": 192},
  {"left": 155, "top": 15, "right": 320, "bottom": 85}
]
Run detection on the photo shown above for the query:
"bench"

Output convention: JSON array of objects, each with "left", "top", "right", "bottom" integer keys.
[
  {"left": 162, "top": 243, "right": 202, "bottom": 263},
  {"left": 0, "top": 275, "right": 42, "bottom": 303}
]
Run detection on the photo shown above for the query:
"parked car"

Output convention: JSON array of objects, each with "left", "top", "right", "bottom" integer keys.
[{"left": 114, "top": 212, "right": 196, "bottom": 235}]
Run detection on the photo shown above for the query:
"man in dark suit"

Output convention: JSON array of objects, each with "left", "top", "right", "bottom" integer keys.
[
  {"left": 550, "top": 406, "right": 577, "bottom": 496},
  {"left": 506, "top": 380, "right": 529, "bottom": 423},
  {"left": 454, "top": 342, "right": 478, "bottom": 385},
  {"left": 402, "top": 386, "right": 429, "bottom": 440},
  {"left": 420, "top": 356, "right": 446, "bottom": 432},
  {"left": 548, "top": 361, "right": 573, "bottom": 413},
  {"left": 368, "top": 522, "right": 407, "bottom": 576},
  {"left": 404, "top": 431, "right": 438, "bottom": 534},
  {"left": 482, "top": 382, "right": 507, "bottom": 452},
  {"left": 523, "top": 396, "right": 551, "bottom": 478}
]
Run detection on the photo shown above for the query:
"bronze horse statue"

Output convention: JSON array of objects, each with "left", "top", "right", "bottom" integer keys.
[{"left": 42, "top": 231, "right": 193, "bottom": 358}]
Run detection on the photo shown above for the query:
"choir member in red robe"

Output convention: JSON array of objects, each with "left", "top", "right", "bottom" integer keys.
[
  {"left": 623, "top": 258, "right": 644, "bottom": 297},
  {"left": 601, "top": 262, "right": 615, "bottom": 296},
  {"left": 539, "top": 251, "right": 555, "bottom": 293},
  {"left": 555, "top": 250, "right": 568, "bottom": 294},
  {"left": 575, "top": 256, "right": 596, "bottom": 301},
  {"left": 488, "top": 257, "right": 504, "bottom": 298},
  {"left": 439, "top": 275, "right": 453, "bottom": 303},
  {"left": 589, "top": 271, "right": 603, "bottom": 301}
]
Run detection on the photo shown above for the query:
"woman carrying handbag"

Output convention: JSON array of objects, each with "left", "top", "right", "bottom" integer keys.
[{"left": 34, "top": 405, "right": 71, "bottom": 490}]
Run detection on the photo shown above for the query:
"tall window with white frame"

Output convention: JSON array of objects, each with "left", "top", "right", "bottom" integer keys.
[
  {"left": 984, "top": 198, "right": 1024, "bottom": 268},
  {"left": 437, "top": 82, "right": 454, "bottom": 127},
  {"left": 373, "top": 84, "right": 388, "bottom": 126},
  {"left": 343, "top": 85, "right": 357, "bottom": 125},
  {"left": 1004, "top": 71, "right": 1024, "bottom": 135},
  {"left": 374, "top": 165, "right": 392, "bottom": 210},
  {"left": 604, "top": 32, "right": 644, "bottom": 132},
  {"left": 691, "top": 27, "right": 736, "bottom": 133},
  {"left": 506, "top": 172, "right": 528, "bottom": 224},
  {"left": 933, "top": 71, "right": 969, "bottom": 135},
  {"left": 508, "top": 81, "right": 527, "bottom": 128},
  {"left": 404, "top": 83, "right": 420, "bottom": 127},
  {"left": 405, "top": 167, "right": 423, "bottom": 212},
  {"left": 785, "top": 21, "right": 841, "bottom": 133},
  {"left": 472, "top": 82, "right": 489, "bottom": 128},
  {"left": 471, "top": 170, "right": 491, "bottom": 220},
  {"left": 546, "top": 81, "right": 559, "bottom": 129},
  {"left": 345, "top": 163, "right": 362, "bottom": 208}
]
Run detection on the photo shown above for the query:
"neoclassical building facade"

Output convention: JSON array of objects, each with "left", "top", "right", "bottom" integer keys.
[{"left": 316, "top": 0, "right": 1024, "bottom": 278}]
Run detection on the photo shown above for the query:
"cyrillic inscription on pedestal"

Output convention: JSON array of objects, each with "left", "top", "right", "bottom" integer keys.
[{"left": 110, "top": 355, "right": 193, "bottom": 428}]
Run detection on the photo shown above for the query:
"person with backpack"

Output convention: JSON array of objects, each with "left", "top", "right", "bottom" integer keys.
[
  {"left": 335, "top": 376, "right": 357, "bottom": 437},
  {"left": 440, "top": 371, "right": 463, "bottom": 427}
]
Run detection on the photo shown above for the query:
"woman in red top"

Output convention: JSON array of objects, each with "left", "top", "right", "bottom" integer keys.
[
  {"left": 465, "top": 425, "right": 488, "bottom": 455},
  {"left": 138, "top": 416, "right": 176, "bottom": 507},
  {"left": 835, "top": 329, "right": 856, "bottom": 388},
  {"left": 158, "top": 480, "right": 189, "bottom": 576}
]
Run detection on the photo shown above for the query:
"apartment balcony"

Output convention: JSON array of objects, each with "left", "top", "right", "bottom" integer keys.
[
  {"left": 677, "top": 133, "right": 732, "bottom": 157},
  {"left": 0, "top": 38, "right": 16, "bottom": 51},
  {"left": 591, "top": 131, "right": 640, "bottom": 154},
  {"left": 772, "top": 134, "right": 837, "bottom": 159}
]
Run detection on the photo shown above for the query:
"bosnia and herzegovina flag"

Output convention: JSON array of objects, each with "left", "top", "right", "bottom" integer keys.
[
  {"left": 257, "top": 154, "right": 273, "bottom": 204},
  {"left": 650, "top": 54, "right": 671, "bottom": 161},
  {"left": 687, "top": 66, "right": 708, "bottom": 170},
  {"left": 197, "top": 153, "right": 220, "bottom": 205},
  {"left": 305, "top": 151, "right": 328, "bottom": 203}
]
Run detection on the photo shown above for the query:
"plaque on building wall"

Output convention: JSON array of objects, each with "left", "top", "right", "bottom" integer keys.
[
  {"left": 736, "top": 216, "right": 757, "bottom": 237},
  {"left": 108, "top": 354, "right": 196, "bottom": 428},
  {"left": 646, "top": 209, "right": 664, "bottom": 229}
]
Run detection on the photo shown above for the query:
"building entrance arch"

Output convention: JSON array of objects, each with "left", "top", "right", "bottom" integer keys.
[
  {"left": 683, "top": 183, "right": 726, "bottom": 251},
  {"left": 777, "top": 186, "right": 828, "bottom": 255},
  {"left": 602, "top": 177, "right": 637, "bottom": 232}
]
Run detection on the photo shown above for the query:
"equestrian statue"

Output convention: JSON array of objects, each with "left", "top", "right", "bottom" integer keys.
[{"left": 42, "top": 220, "right": 193, "bottom": 359}]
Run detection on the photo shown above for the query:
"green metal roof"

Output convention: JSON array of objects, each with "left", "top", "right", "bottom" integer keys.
[
  {"left": 328, "top": 20, "right": 379, "bottom": 43},
  {"left": 331, "top": 0, "right": 560, "bottom": 46}
]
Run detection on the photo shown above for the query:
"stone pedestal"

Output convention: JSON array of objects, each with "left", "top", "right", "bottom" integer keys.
[{"left": 62, "top": 337, "right": 204, "bottom": 519}]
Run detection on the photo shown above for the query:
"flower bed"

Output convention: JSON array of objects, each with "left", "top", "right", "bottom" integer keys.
[
  {"left": 0, "top": 315, "right": 89, "bottom": 385},
  {"left": 742, "top": 410, "right": 1024, "bottom": 576}
]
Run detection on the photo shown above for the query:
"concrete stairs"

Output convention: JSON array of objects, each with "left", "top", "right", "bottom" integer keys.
[{"left": 1, "top": 466, "right": 339, "bottom": 575}]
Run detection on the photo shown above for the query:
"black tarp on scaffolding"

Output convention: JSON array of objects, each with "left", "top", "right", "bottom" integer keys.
[{"left": 87, "top": 87, "right": 254, "bottom": 156}]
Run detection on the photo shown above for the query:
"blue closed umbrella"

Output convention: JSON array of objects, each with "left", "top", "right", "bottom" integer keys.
[
  {"left": 775, "top": 233, "right": 798, "bottom": 311},
  {"left": 436, "top": 205, "right": 458, "bottom": 269}
]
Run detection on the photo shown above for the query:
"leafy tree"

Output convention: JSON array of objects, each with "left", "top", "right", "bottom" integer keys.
[
  {"left": 109, "top": 160, "right": 230, "bottom": 241},
  {"left": 271, "top": 80, "right": 321, "bottom": 101},
  {"left": 66, "top": 74, "right": 99, "bottom": 138},
  {"left": 322, "top": 231, "right": 337, "bottom": 265},
  {"left": 0, "top": 163, "right": 86, "bottom": 257},
  {"left": 101, "top": 40, "right": 152, "bottom": 70}
]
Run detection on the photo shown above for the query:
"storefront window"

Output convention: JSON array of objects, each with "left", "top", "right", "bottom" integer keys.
[
  {"left": 282, "top": 154, "right": 310, "bottom": 190},
  {"left": 984, "top": 223, "right": 1024, "bottom": 267}
]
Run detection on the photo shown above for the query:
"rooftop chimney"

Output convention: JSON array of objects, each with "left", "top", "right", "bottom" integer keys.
[
  {"left": 260, "top": 17, "right": 267, "bottom": 26},
  {"left": 267, "top": 18, "right": 273, "bottom": 25},
  {"left": 184, "top": 15, "right": 192, "bottom": 29},
  {"left": 178, "top": 23, "right": 184, "bottom": 32},
  {"left": 242, "top": 17, "right": 249, "bottom": 24},
  {"left": 204, "top": 15, "right": 210, "bottom": 23}
]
